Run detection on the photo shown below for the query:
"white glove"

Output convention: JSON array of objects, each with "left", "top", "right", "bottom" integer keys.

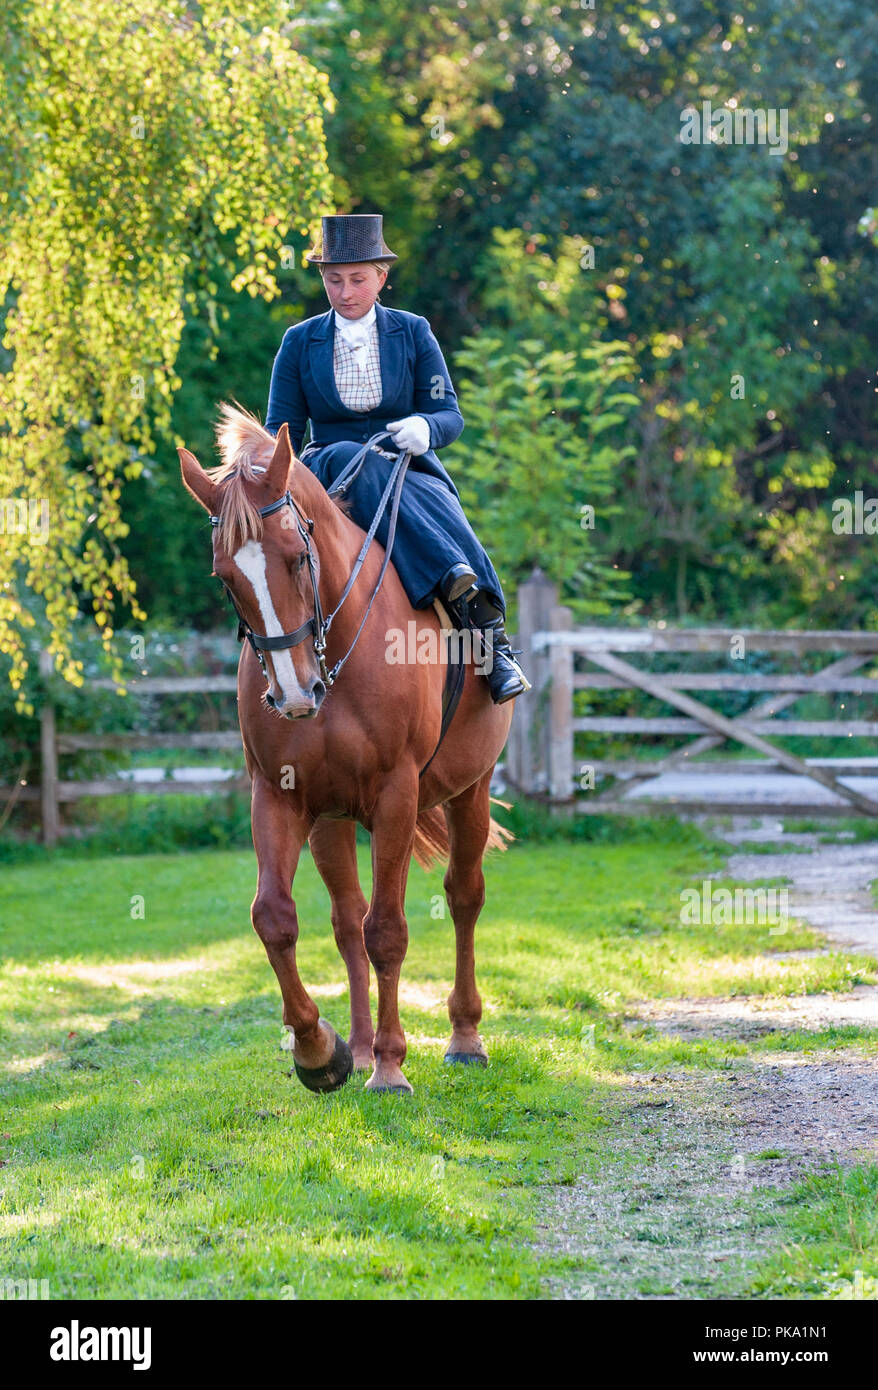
[{"left": 386, "top": 415, "right": 431, "bottom": 456}]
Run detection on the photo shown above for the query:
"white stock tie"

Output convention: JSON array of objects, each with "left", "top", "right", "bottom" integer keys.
[{"left": 335, "top": 306, "right": 375, "bottom": 374}]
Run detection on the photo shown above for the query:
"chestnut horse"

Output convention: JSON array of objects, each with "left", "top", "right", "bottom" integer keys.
[{"left": 179, "top": 406, "right": 514, "bottom": 1095}]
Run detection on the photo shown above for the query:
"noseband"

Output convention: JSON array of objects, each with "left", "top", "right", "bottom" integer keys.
[{"left": 210, "top": 431, "right": 411, "bottom": 690}]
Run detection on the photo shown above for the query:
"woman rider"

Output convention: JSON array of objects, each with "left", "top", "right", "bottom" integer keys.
[{"left": 265, "top": 213, "right": 529, "bottom": 704}]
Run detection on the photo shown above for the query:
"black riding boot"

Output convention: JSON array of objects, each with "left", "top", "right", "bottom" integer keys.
[{"left": 446, "top": 587, "right": 531, "bottom": 705}]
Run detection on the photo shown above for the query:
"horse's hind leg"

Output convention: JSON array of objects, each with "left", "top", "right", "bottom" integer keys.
[
  {"left": 309, "top": 818, "right": 374, "bottom": 1070},
  {"left": 442, "top": 770, "right": 493, "bottom": 1066}
]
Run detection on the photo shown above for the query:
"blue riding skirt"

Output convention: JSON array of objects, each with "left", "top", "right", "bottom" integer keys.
[{"left": 300, "top": 440, "right": 505, "bottom": 613}]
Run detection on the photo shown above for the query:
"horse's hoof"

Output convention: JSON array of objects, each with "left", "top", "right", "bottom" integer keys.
[
  {"left": 293, "top": 1029, "right": 353, "bottom": 1094},
  {"left": 444, "top": 1051, "right": 488, "bottom": 1067},
  {"left": 365, "top": 1066, "right": 413, "bottom": 1095}
]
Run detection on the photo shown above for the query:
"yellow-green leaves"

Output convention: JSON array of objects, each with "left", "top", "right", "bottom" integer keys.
[{"left": 0, "top": 0, "right": 334, "bottom": 708}]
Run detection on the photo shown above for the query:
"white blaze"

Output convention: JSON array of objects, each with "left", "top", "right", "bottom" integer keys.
[{"left": 233, "top": 539, "right": 306, "bottom": 701}]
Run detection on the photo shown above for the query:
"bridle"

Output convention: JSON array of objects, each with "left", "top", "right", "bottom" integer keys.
[{"left": 209, "top": 431, "right": 411, "bottom": 690}]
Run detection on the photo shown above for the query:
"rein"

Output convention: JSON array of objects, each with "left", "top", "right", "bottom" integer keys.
[{"left": 210, "top": 431, "right": 411, "bottom": 690}]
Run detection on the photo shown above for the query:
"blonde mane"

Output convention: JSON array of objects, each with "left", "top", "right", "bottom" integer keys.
[{"left": 206, "top": 402, "right": 280, "bottom": 553}]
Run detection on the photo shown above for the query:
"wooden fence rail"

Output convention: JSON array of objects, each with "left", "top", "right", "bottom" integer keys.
[
  {"left": 2, "top": 656, "right": 247, "bottom": 846},
  {"left": 8, "top": 573, "right": 878, "bottom": 842},
  {"left": 505, "top": 568, "right": 878, "bottom": 817}
]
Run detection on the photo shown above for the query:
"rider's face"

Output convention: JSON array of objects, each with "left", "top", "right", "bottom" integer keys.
[{"left": 321, "top": 263, "right": 388, "bottom": 319}]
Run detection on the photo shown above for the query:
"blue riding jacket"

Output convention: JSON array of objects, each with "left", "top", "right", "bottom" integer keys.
[
  {"left": 265, "top": 303, "right": 464, "bottom": 498},
  {"left": 264, "top": 302, "right": 505, "bottom": 612}
]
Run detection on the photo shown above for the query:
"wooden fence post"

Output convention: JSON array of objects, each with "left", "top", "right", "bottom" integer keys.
[
  {"left": 506, "top": 567, "right": 559, "bottom": 795},
  {"left": 39, "top": 649, "right": 60, "bottom": 847},
  {"left": 548, "top": 604, "right": 574, "bottom": 800}
]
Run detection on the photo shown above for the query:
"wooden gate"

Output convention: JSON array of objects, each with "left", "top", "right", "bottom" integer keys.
[{"left": 504, "top": 569, "right": 878, "bottom": 817}]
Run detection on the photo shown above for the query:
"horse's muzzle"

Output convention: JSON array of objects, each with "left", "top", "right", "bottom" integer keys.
[{"left": 267, "top": 679, "right": 326, "bottom": 719}]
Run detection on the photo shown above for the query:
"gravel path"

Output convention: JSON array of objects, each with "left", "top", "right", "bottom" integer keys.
[
  {"left": 539, "top": 823, "right": 878, "bottom": 1299},
  {"left": 717, "top": 840, "right": 878, "bottom": 957},
  {"left": 538, "top": 1049, "right": 878, "bottom": 1299},
  {"left": 624, "top": 766, "right": 878, "bottom": 809}
]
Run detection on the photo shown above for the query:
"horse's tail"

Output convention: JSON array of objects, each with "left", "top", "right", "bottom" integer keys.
[{"left": 412, "top": 799, "right": 515, "bottom": 871}]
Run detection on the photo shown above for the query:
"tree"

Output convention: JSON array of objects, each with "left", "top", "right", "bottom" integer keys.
[
  {"left": 285, "top": 0, "right": 878, "bottom": 625},
  {"left": 448, "top": 230, "right": 638, "bottom": 617},
  {"left": 0, "top": 0, "right": 334, "bottom": 709}
]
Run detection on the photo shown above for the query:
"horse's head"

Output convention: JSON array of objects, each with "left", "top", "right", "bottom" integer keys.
[{"left": 179, "top": 412, "right": 327, "bottom": 719}]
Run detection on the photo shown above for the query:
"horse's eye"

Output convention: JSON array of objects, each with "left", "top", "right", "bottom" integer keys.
[{"left": 297, "top": 553, "right": 307, "bottom": 571}]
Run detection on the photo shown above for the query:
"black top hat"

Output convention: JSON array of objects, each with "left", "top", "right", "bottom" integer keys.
[{"left": 306, "top": 214, "right": 398, "bottom": 266}]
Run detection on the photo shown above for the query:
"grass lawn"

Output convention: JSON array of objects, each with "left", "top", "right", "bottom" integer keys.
[{"left": 1, "top": 829, "right": 876, "bottom": 1299}]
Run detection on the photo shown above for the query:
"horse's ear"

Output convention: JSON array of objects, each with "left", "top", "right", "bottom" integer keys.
[
  {"left": 264, "top": 422, "right": 293, "bottom": 495},
  {"left": 178, "top": 446, "right": 220, "bottom": 515}
]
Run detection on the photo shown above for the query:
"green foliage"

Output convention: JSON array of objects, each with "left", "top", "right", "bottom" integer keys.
[
  {"left": 3, "top": 0, "right": 878, "bottom": 712},
  {"left": 448, "top": 231, "right": 638, "bottom": 616},
  {"left": 122, "top": 267, "right": 306, "bottom": 628},
  {"left": 489, "top": 797, "right": 715, "bottom": 848},
  {"left": 0, "top": 0, "right": 334, "bottom": 707},
  {"left": 309, "top": 0, "right": 875, "bottom": 624},
  {"left": 860, "top": 208, "right": 878, "bottom": 246}
]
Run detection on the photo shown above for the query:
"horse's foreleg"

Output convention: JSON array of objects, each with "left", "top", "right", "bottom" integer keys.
[
  {"left": 442, "top": 770, "right": 492, "bottom": 1065},
  {"left": 362, "top": 778, "right": 418, "bottom": 1094},
  {"left": 308, "top": 818, "right": 374, "bottom": 1070},
  {"left": 250, "top": 775, "right": 352, "bottom": 1094}
]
